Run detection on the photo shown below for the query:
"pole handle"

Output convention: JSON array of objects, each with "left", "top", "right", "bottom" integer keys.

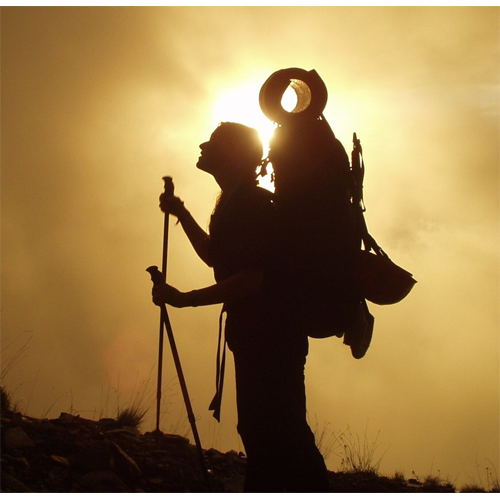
[
  {"left": 161, "top": 177, "right": 174, "bottom": 277},
  {"left": 163, "top": 176, "right": 175, "bottom": 197},
  {"left": 146, "top": 265, "right": 165, "bottom": 286}
]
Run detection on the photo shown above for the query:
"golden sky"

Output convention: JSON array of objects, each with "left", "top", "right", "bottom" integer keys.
[{"left": 2, "top": 6, "right": 499, "bottom": 488}]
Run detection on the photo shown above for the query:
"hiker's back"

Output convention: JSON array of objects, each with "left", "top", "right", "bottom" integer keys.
[
  {"left": 259, "top": 67, "right": 416, "bottom": 356},
  {"left": 269, "top": 119, "right": 360, "bottom": 337}
]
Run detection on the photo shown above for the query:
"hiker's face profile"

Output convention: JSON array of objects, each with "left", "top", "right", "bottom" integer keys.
[
  {"left": 196, "top": 123, "right": 263, "bottom": 184},
  {"left": 196, "top": 128, "right": 234, "bottom": 176}
]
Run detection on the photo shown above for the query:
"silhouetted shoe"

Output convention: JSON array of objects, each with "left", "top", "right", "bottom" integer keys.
[{"left": 343, "top": 300, "right": 374, "bottom": 359}]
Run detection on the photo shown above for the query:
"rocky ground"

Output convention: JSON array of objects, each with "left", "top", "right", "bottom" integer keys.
[{"left": 0, "top": 406, "right": 463, "bottom": 493}]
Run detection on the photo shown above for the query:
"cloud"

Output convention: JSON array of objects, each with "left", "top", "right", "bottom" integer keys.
[{"left": 1, "top": 6, "right": 498, "bottom": 487}]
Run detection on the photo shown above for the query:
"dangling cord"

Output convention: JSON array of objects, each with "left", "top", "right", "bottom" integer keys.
[{"left": 208, "top": 306, "right": 227, "bottom": 422}]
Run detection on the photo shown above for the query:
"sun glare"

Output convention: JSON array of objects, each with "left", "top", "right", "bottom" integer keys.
[
  {"left": 211, "top": 83, "right": 277, "bottom": 151},
  {"left": 210, "top": 82, "right": 278, "bottom": 191},
  {"left": 210, "top": 79, "right": 310, "bottom": 192}
]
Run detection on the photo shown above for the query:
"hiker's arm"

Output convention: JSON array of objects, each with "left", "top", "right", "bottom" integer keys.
[
  {"left": 160, "top": 194, "right": 212, "bottom": 266},
  {"left": 152, "top": 269, "right": 263, "bottom": 308}
]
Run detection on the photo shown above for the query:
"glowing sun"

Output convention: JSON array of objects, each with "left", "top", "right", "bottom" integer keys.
[{"left": 210, "top": 79, "right": 299, "bottom": 191}]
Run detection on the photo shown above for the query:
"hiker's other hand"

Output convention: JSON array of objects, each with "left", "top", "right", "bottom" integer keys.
[
  {"left": 159, "top": 194, "right": 186, "bottom": 218},
  {"left": 152, "top": 283, "right": 183, "bottom": 307}
]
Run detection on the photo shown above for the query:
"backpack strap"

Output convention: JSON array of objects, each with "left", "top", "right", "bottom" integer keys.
[{"left": 208, "top": 305, "right": 227, "bottom": 422}]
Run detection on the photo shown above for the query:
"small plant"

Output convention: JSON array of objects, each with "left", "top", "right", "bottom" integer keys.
[
  {"left": 460, "top": 483, "right": 488, "bottom": 493},
  {"left": 114, "top": 370, "right": 156, "bottom": 429},
  {"left": 484, "top": 461, "right": 500, "bottom": 493},
  {"left": 311, "top": 417, "right": 344, "bottom": 461},
  {"left": 1, "top": 331, "right": 33, "bottom": 381},
  {"left": 392, "top": 471, "right": 406, "bottom": 484},
  {"left": 1, "top": 331, "right": 34, "bottom": 415},
  {"left": 334, "top": 425, "right": 388, "bottom": 474},
  {"left": 1, "top": 385, "right": 12, "bottom": 413},
  {"left": 116, "top": 405, "right": 148, "bottom": 428},
  {"left": 422, "top": 474, "right": 445, "bottom": 490},
  {"left": 460, "top": 457, "right": 500, "bottom": 493}
]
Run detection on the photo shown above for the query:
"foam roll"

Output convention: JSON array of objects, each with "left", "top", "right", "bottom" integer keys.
[{"left": 259, "top": 68, "right": 328, "bottom": 125}]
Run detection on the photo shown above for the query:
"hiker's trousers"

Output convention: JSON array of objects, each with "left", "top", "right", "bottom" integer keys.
[{"left": 233, "top": 344, "right": 330, "bottom": 493}]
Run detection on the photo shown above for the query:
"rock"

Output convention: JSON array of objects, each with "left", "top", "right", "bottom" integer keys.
[
  {"left": 223, "top": 473, "right": 245, "bottom": 492},
  {"left": 98, "top": 418, "right": 119, "bottom": 430},
  {"left": 50, "top": 455, "right": 70, "bottom": 467},
  {"left": 0, "top": 470, "right": 34, "bottom": 493},
  {"left": 2, "top": 454, "right": 30, "bottom": 469},
  {"left": 110, "top": 441, "right": 142, "bottom": 479},
  {"left": 57, "top": 412, "right": 78, "bottom": 422},
  {"left": 0, "top": 404, "right": 459, "bottom": 493},
  {"left": 70, "top": 442, "right": 112, "bottom": 473},
  {"left": 78, "top": 470, "right": 131, "bottom": 493},
  {"left": 3, "top": 427, "right": 35, "bottom": 450},
  {"left": 104, "top": 427, "right": 140, "bottom": 439}
]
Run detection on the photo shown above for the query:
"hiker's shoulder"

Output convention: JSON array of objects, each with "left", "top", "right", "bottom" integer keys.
[{"left": 238, "top": 184, "right": 274, "bottom": 205}]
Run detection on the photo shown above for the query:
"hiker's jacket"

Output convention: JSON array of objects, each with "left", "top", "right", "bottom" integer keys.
[{"left": 208, "top": 182, "right": 306, "bottom": 355}]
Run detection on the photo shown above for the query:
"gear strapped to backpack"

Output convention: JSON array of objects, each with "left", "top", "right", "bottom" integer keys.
[{"left": 259, "top": 68, "right": 416, "bottom": 358}]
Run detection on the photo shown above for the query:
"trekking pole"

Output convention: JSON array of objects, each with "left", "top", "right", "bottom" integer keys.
[
  {"left": 147, "top": 177, "right": 212, "bottom": 490},
  {"left": 153, "top": 176, "right": 174, "bottom": 434},
  {"left": 147, "top": 266, "right": 212, "bottom": 490}
]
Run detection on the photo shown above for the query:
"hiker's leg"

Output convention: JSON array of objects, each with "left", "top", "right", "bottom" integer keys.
[
  {"left": 234, "top": 347, "right": 329, "bottom": 493},
  {"left": 269, "top": 353, "right": 330, "bottom": 493},
  {"left": 234, "top": 352, "right": 284, "bottom": 492}
]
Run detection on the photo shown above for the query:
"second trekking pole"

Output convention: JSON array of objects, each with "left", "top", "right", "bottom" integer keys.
[{"left": 147, "top": 176, "right": 211, "bottom": 490}]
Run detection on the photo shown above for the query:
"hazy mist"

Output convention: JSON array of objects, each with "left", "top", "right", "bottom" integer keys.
[{"left": 2, "top": 6, "right": 498, "bottom": 488}]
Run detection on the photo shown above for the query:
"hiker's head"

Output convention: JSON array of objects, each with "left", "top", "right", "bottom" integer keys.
[{"left": 197, "top": 122, "right": 263, "bottom": 185}]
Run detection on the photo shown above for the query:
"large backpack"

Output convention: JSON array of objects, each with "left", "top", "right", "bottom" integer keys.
[{"left": 259, "top": 68, "right": 416, "bottom": 357}]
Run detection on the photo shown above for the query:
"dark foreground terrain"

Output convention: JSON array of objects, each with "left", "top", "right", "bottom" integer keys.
[{"left": 0, "top": 405, "right": 465, "bottom": 494}]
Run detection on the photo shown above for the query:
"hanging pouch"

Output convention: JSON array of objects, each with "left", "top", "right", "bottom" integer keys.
[{"left": 357, "top": 250, "right": 417, "bottom": 305}]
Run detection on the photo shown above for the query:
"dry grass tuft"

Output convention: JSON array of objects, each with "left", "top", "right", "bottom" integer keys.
[
  {"left": 335, "top": 425, "right": 388, "bottom": 474},
  {"left": 1, "top": 386, "right": 12, "bottom": 413},
  {"left": 116, "top": 405, "right": 148, "bottom": 428}
]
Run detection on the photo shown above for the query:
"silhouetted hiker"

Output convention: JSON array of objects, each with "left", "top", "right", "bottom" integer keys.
[{"left": 152, "top": 122, "right": 330, "bottom": 492}]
